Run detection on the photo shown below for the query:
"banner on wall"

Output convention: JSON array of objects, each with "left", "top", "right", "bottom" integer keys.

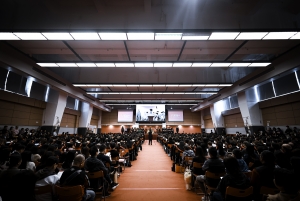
[{"left": 162, "top": 123, "right": 166, "bottom": 128}]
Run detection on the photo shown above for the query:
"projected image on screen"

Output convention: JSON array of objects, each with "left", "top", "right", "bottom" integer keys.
[
  {"left": 118, "top": 110, "right": 133, "bottom": 122},
  {"left": 168, "top": 110, "right": 183, "bottom": 122},
  {"left": 136, "top": 105, "right": 165, "bottom": 122}
]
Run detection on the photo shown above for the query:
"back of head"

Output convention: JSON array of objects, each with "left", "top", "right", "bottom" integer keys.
[
  {"left": 208, "top": 147, "right": 218, "bottom": 158},
  {"left": 233, "top": 149, "right": 243, "bottom": 159},
  {"left": 73, "top": 154, "right": 85, "bottom": 166},
  {"left": 274, "top": 168, "right": 299, "bottom": 193},
  {"left": 224, "top": 157, "right": 240, "bottom": 175},
  {"left": 45, "top": 156, "right": 59, "bottom": 167},
  {"left": 99, "top": 144, "right": 106, "bottom": 153},
  {"left": 261, "top": 150, "right": 275, "bottom": 166},
  {"left": 9, "top": 153, "right": 22, "bottom": 168},
  {"left": 89, "top": 146, "right": 98, "bottom": 156}
]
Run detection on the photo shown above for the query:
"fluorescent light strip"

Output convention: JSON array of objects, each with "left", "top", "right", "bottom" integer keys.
[
  {"left": 230, "top": 63, "right": 251, "bottom": 67},
  {"left": 155, "top": 33, "right": 182, "bottom": 40},
  {"left": 182, "top": 35, "right": 209, "bottom": 40},
  {"left": 96, "top": 63, "right": 115, "bottom": 67},
  {"left": 99, "top": 33, "right": 127, "bottom": 40},
  {"left": 37, "top": 63, "right": 58, "bottom": 67},
  {"left": 192, "top": 63, "right": 212, "bottom": 67},
  {"left": 0, "top": 32, "right": 20, "bottom": 40},
  {"left": 263, "top": 32, "right": 297, "bottom": 40},
  {"left": 236, "top": 32, "right": 268, "bottom": 40},
  {"left": 295, "top": 72, "right": 300, "bottom": 90},
  {"left": 57, "top": 63, "right": 78, "bottom": 67},
  {"left": 127, "top": 33, "right": 154, "bottom": 40},
  {"left": 76, "top": 63, "right": 96, "bottom": 67},
  {"left": 154, "top": 63, "right": 173, "bottom": 67},
  {"left": 290, "top": 32, "right": 300, "bottom": 40},
  {"left": 135, "top": 63, "right": 153, "bottom": 67},
  {"left": 14, "top": 32, "right": 47, "bottom": 40},
  {"left": 209, "top": 32, "right": 240, "bottom": 40},
  {"left": 173, "top": 63, "right": 192, "bottom": 67},
  {"left": 42, "top": 33, "right": 74, "bottom": 40},
  {"left": 210, "top": 63, "right": 231, "bottom": 67},
  {"left": 86, "top": 84, "right": 100, "bottom": 87},
  {"left": 248, "top": 63, "right": 271, "bottom": 67},
  {"left": 74, "top": 83, "right": 231, "bottom": 87},
  {"left": 115, "top": 63, "right": 134, "bottom": 67},
  {"left": 126, "top": 85, "right": 139, "bottom": 87},
  {"left": 70, "top": 33, "right": 100, "bottom": 40},
  {"left": 73, "top": 84, "right": 87, "bottom": 87}
]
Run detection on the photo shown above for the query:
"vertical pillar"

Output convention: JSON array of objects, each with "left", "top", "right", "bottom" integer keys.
[
  {"left": 78, "top": 102, "right": 93, "bottom": 135},
  {"left": 97, "top": 110, "right": 102, "bottom": 134},
  {"left": 210, "top": 100, "right": 225, "bottom": 135},
  {"left": 237, "top": 90, "right": 264, "bottom": 134},
  {"left": 200, "top": 110, "right": 205, "bottom": 134},
  {"left": 42, "top": 89, "right": 67, "bottom": 133}
]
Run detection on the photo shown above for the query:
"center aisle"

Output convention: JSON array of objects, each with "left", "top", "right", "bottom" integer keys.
[{"left": 108, "top": 140, "right": 200, "bottom": 201}]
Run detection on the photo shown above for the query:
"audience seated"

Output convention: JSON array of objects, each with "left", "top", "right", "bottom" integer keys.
[{"left": 232, "top": 149, "right": 248, "bottom": 172}]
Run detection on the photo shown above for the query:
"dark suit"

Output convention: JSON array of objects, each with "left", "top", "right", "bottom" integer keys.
[{"left": 148, "top": 130, "right": 153, "bottom": 145}]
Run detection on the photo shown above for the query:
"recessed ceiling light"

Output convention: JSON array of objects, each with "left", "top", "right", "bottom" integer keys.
[
  {"left": 126, "top": 85, "right": 139, "bottom": 87},
  {"left": 192, "top": 63, "right": 212, "bottom": 67},
  {"left": 37, "top": 63, "right": 58, "bottom": 67},
  {"left": 192, "top": 84, "right": 206, "bottom": 87},
  {"left": 210, "top": 63, "right": 231, "bottom": 67},
  {"left": 95, "top": 63, "right": 115, "bottom": 67},
  {"left": 155, "top": 33, "right": 182, "bottom": 40},
  {"left": 185, "top": 92, "right": 196, "bottom": 94},
  {"left": 99, "top": 84, "right": 113, "bottom": 87},
  {"left": 174, "top": 92, "right": 184, "bottom": 94},
  {"left": 131, "top": 92, "right": 142, "bottom": 94},
  {"left": 263, "top": 32, "right": 297, "bottom": 40},
  {"left": 153, "top": 84, "right": 166, "bottom": 87},
  {"left": 154, "top": 63, "right": 173, "bottom": 67},
  {"left": 139, "top": 85, "right": 153, "bottom": 87},
  {"left": 181, "top": 34, "right": 209, "bottom": 40},
  {"left": 113, "top": 84, "right": 126, "bottom": 87},
  {"left": 73, "top": 84, "right": 87, "bottom": 87},
  {"left": 166, "top": 84, "right": 179, "bottom": 87},
  {"left": 13, "top": 32, "right": 47, "bottom": 40},
  {"left": 0, "top": 32, "right": 20, "bottom": 40},
  {"left": 99, "top": 33, "right": 127, "bottom": 40},
  {"left": 56, "top": 63, "right": 78, "bottom": 67},
  {"left": 76, "top": 63, "right": 96, "bottom": 67},
  {"left": 209, "top": 32, "right": 240, "bottom": 40},
  {"left": 127, "top": 33, "right": 154, "bottom": 40},
  {"left": 142, "top": 92, "right": 151, "bottom": 94},
  {"left": 219, "top": 84, "right": 232, "bottom": 86},
  {"left": 42, "top": 33, "right": 74, "bottom": 40},
  {"left": 230, "top": 63, "right": 251, "bottom": 67},
  {"left": 248, "top": 63, "right": 271, "bottom": 67},
  {"left": 134, "top": 63, "right": 153, "bottom": 67},
  {"left": 236, "top": 32, "right": 268, "bottom": 40},
  {"left": 115, "top": 63, "right": 134, "bottom": 67},
  {"left": 173, "top": 63, "right": 192, "bottom": 67},
  {"left": 70, "top": 32, "right": 100, "bottom": 40},
  {"left": 179, "top": 84, "right": 192, "bottom": 87},
  {"left": 85, "top": 84, "right": 100, "bottom": 87},
  {"left": 206, "top": 84, "right": 219, "bottom": 87}
]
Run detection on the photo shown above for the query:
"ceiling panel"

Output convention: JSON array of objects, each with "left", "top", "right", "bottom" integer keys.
[
  {"left": 126, "top": 41, "right": 184, "bottom": 49},
  {"left": 67, "top": 41, "right": 125, "bottom": 49}
]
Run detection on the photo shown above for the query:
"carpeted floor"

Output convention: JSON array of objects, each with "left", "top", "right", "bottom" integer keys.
[{"left": 104, "top": 140, "right": 201, "bottom": 201}]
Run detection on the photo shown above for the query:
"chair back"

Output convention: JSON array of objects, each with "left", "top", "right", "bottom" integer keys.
[
  {"left": 205, "top": 171, "right": 225, "bottom": 189},
  {"left": 225, "top": 186, "right": 253, "bottom": 201},
  {"left": 35, "top": 185, "right": 52, "bottom": 195},
  {"left": 55, "top": 185, "right": 84, "bottom": 201},
  {"left": 243, "top": 171, "right": 252, "bottom": 179},
  {"left": 185, "top": 157, "right": 194, "bottom": 165},
  {"left": 192, "top": 162, "right": 203, "bottom": 169},
  {"left": 260, "top": 186, "right": 280, "bottom": 195},
  {"left": 86, "top": 171, "right": 104, "bottom": 179}
]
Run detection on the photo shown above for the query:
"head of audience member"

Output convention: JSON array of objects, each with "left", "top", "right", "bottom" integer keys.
[
  {"left": 224, "top": 157, "right": 240, "bottom": 175},
  {"left": 62, "top": 150, "right": 77, "bottom": 169},
  {"left": 19, "top": 151, "right": 32, "bottom": 169},
  {"left": 72, "top": 154, "right": 85, "bottom": 169},
  {"left": 9, "top": 153, "right": 22, "bottom": 168},
  {"left": 216, "top": 143, "right": 226, "bottom": 156},
  {"left": 89, "top": 146, "right": 98, "bottom": 157},
  {"left": 233, "top": 149, "right": 243, "bottom": 159},
  {"left": 45, "top": 156, "right": 59, "bottom": 170},
  {"left": 81, "top": 146, "right": 90, "bottom": 159},
  {"left": 110, "top": 142, "right": 116, "bottom": 149},
  {"left": 14, "top": 144, "right": 25, "bottom": 154},
  {"left": 273, "top": 168, "right": 299, "bottom": 194},
  {"left": 208, "top": 147, "right": 218, "bottom": 158},
  {"left": 32, "top": 154, "right": 41, "bottom": 165},
  {"left": 184, "top": 145, "right": 191, "bottom": 151},
  {"left": 195, "top": 146, "right": 206, "bottom": 161},
  {"left": 281, "top": 144, "right": 292, "bottom": 153},
  {"left": 99, "top": 144, "right": 106, "bottom": 153},
  {"left": 0, "top": 147, "right": 10, "bottom": 164},
  {"left": 260, "top": 150, "right": 275, "bottom": 166}
]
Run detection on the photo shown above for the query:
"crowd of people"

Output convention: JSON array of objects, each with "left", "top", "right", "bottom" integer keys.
[
  {"left": 0, "top": 126, "right": 144, "bottom": 201},
  {"left": 158, "top": 126, "right": 300, "bottom": 201}
]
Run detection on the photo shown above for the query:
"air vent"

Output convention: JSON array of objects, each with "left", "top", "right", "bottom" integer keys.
[
  {"left": 239, "top": 67, "right": 274, "bottom": 86},
  {"left": 83, "top": 94, "right": 95, "bottom": 102},
  {"left": 208, "top": 94, "right": 221, "bottom": 102},
  {"left": 32, "top": 67, "right": 66, "bottom": 86}
]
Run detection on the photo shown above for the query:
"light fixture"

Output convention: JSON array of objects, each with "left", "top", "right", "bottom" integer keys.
[
  {"left": 192, "top": 84, "right": 206, "bottom": 87},
  {"left": 235, "top": 32, "right": 268, "bottom": 40},
  {"left": 229, "top": 63, "right": 251, "bottom": 67},
  {"left": 13, "top": 32, "right": 47, "bottom": 40},
  {"left": 0, "top": 32, "right": 20, "bottom": 40},
  {"left": 182, "top": 33, "right": 209, "bottom": 40},
  {"left": 192, "top": 63, "right": 212, "bottom": 67},
  {"left": 173, "top": 63, "right": 192, "bottom": 67},
  {"left": 166, "top": 84, "right": 178, "bottom": 87},
  {"left": 153, "top": 84, "right": 166, "bottom": 87},
  {"left": 248, "top": 63, "right": 271, "bottom": 67},
  {"left": 95, "top": 63, "right": 115, "bottom": 67},
  {"left": 263, "top": 32, "right": 297, "bottom": 40},
  {"left": 56, "top": 63, "right": 78, "bottom": 67},
  {"left": 139, "top": 85, "right": 153, "bottom": 87},
  {"left": 290, "top": 32, "right": 300, "bottom": 40},
  {"left": 210, "top": 63, "right": 231, "bottom": 67},
  {"left": 70, "top": 33, "right": 100, "bottom": 40},
  {"left": 141, "top": 92, "right": 151, "bottom": 94},
  {"left": 185, "top": 92, "right": 196, "bottom": 94},
  {"left": 42, "top": 33, "right": 74, "bottom": 40},
  {"left": 99, "top": 33, "right": 127, "bottom": 40},
  {"left": 126, "top": 84, "right": 139, "bottom": 87},
  {"left": 113, "top": 84, "right": 126, "bottom": 87},
  {"left": 37, "top": 63, "right": 58, "bottom": 67},
  {"left": 154, "top": 63, "right": 173, "bottom": 67},
  {"left": 219, "top": 84, "right": 232, "bottom": 86},
  {"left": 115, "top": 63, "right": 134, "bottom": 67},
  {"left": 206, "top": 84, "right": 219, "bottom": 87},
  {"left": 155, "top": 33, "right": 182, "bottom": 40},
  {"left": 76, "top": 63, "right": 96, "bottom": 67},
  {"left": 130, "top": 92, "right": 142, "bottom": 94},
  {"left": 99, "top": 84, "right": 113, "bottom": 86},
  {"left": 134, "top": 63, "right": 153, "bottom": 67},
  {"left": 173, "top": 92, "right": 185, "bottom": 94},
  {"left": 179, "top": 84, "right": 192, "bottom": 87},
  {"left": 152, "top": 92, "right": 163, "bottom": 94},
  {"left": 73, "top": 84, "right": 87, "bottom": 87},
  {"left": 209, "top": 32, "right": 240, "bottom": 40},
  {"left": 85, "top": 84, "right": 100, "bottom": 87},
  {"left": 120, "top": 92, "right": 131, "bottom": 94},
  {"left": 127, "top": 33, "right": 154, "bottom": 40}
]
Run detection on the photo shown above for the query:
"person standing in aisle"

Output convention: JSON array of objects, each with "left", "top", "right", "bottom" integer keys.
[
  {"left": 148, "top": 127, "right": 153, "bottom": 145},
  {"left": 121, "top": 126, "right": 125, "bottom": 134}
]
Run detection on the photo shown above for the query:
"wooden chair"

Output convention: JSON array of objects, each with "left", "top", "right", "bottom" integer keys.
[
  {"left": 111, "top": 156, "right": 121, "bottom": 177},
  {"left": 204, "top": 171, "right": 226, "bottom": 199},
  {"left": 243, "top": 171, "right": 252, "bottom": 180},
  {"left": 86, "top": 171, "right": 106, "bottom": 200},
  {"left": 119, "top": 149, "right": 129, "bottom": 171},
  {"left": 55, "top": 185, "right": 85, "bottom": 201},
  {"left": 192, "top": 162, "right": 203, "bottom": 194},
  {"left": 260, "top": 186, "right": 280, "bottom": 201},
  {"left": 225, "top": 186, "right": 253, "bottom": 201},
  {"left": 35, "top": 184, "right": 53, "bottom": 195}
]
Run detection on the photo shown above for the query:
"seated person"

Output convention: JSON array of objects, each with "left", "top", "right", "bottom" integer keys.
[
  {"left": 85, "top": 146, "right": 118, "bottom": 196},
  {"left": 97, "top": 144, "right": 115, "bottom": 174},
  {"left": 60, "top": 154, "right": 95, "bottom": 201},
  {"left": 232, "top": 149, "right": 248, "bottom": 172},
  {"left": 212, "top": 157, "right": 251, "bottom": 201},
  {"left": 35, "top": 156, "right": 60, "bottom": 201},
  {"left": 191, "top": 147, "right": 206, "bottom": 187},
  {"left": 266, "top": 168, "right": 300, "bottom": 201},
  {"left": 182, "top": 145, "right": 195, "bottom": 160},
  {"left": 196, "top": 147, "right": 225, "bottom": 196},
  {"left": 251, "top": 150, "right": 276, "bottom": 199}
]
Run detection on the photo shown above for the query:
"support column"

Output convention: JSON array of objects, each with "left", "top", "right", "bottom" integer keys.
[
  {"left": 78, "top": 102, "right": 93, "bottom": 135},
  {"left": 200, "top": 110, "right": 205, "bottom": 134},
  {"left": 42, "top": 89, "right": 67, "bottom": 133},
  {"left": 237, "top": 90, "right": 264, "bottom": 134},
  {"left": 97, "top": 110, "right": 102, "bottom": 134},
  {"left": 210, "top": 100, "right": 225, "bottom": 135}
]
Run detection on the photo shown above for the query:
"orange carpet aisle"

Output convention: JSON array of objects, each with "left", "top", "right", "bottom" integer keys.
[{"left": 106, "top": 140, "right": 200, "bottom": 201}]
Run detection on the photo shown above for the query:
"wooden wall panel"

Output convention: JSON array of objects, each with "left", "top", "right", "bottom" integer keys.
[{"left": 224, "top": 113, "right": 244, "bottom": 128}]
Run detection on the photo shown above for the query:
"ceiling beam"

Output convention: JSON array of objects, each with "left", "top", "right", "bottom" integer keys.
[
  {"left": 124, "top": 41, "right": 131, "bottom": 61},
  {"left": 62, "top": 41, "right": 84, "bottom": 61},
  {"left": 224, "top": 40, "right": 248, "bottom": 61},
  {"left": 177, "top": 41, "right": 186, "bottom": 61}
]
